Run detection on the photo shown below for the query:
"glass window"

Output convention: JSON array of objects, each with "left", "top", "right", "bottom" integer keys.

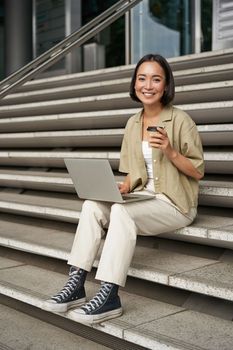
[
  {"left": 0, "top": 0, "right": 4, "bottom": 79},
  {"left": 131, "top": 0, "right": 192, "bottom": 62},
  {"left": 82, "top": 0, "right": 125, "bottom": 68},
  {"left": 34, "top": 0, "right": 65, "bottom": 71},
  {"left": 201, "top": 0, "right": 212, "bottom": 51}
]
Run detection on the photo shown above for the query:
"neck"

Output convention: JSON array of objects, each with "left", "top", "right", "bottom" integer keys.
[{"left": 143, "top": 104, "right": 163, "bottom": 119}]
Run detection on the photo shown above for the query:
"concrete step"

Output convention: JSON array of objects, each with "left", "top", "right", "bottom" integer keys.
[
  {"left": 0, "top": 128, "right": 125, "bottom": 148},
  {"left": 0, "top": 169, "right": 74, "bottom": 193},
  {"left": 174, "top": 81, "right": 233, "bottom": 104},
  {"left": 198, "top": 124, "right": 233, "bottom": 146},
  {"left": 0, "top": 191, "right": 232, "bottom": 248},
  {"left": 0, "top": 303, "right": 111, "bottom": 350},
  {"left": 0, "top": 101, "right": 232, "bottom": 133},
  {"left": 0, "top": 256, "right": 233, "bottom": 350},
  {"left": 178, "top": 101, "right": 233, "bottom": 125},
  {"left": 0, "top": 149, "right": 231, "bottom": 174},
  {"left": 19, "top": 65, "right": 134, "bottom": 91},
  {"left": 168, "top": 47, "right": 233, "bottom": 70},
  {"left": 0, "top": 101, "right": 233, "bottom": 133},
  {"left": 0, "top": 78, "right": 131, "bottom": 105},
  {"left": 1, "top": 79, "right": 233, "bottom": 117},
  {"left": 204, "top": 149, "right": 233, "bottom": 174},
  {"left": 199, "top": 178, "right": 233, "bottom": 208},
  {"left": 0, "top": 93, "right": 137, "bottom": 117},
  {"left": 0, "top": 190, "right": 82, "bottom": 223},
  {"left": 0, "top": 149, "right": 120, "bottom": 169},
  {"left": 0, "top": 170, "right": 232, "bottom": 208},
  {"left": 16, "top": 48, "right": 233, "bottom": 92},
  {"left": 0, "top": 108, "right": 139, "bottom": 132},
  {"left": 0, "top": 125, "right": 232, "bottom": 148},
  {"left": 174, "top": 62, "right": 233, "bottom": 85},
  {"left": 0, "top": 213, "right": 233, "bottom": 301},
  {"left": 2, "top": 63, "right": 233, "bottom": 106}
]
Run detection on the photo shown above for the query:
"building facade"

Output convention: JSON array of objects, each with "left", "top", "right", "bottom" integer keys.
[{"left": 0, "top": 0, "right": 232, "bottom": 79}]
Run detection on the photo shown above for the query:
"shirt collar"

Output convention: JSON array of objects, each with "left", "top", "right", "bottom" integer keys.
[{"left": 134, "top": 104, "right": 173, "bottom": 123}]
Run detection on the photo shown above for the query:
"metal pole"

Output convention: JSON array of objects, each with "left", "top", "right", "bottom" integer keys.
[
  {"left": 191, "top": 0, "right": 201, "bottom": 53},
  {"left": 125, "top": 11, "right": 131, "bottom": 65}
]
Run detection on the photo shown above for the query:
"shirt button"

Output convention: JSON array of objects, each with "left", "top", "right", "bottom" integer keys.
[
  {"left": 155, "top": 177, "right": 159, "bottom": 181},
  {"left": 153, "top": 159, "right": 157, "bottom": 163}
]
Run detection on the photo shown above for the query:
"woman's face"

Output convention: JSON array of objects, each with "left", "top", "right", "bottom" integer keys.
[{"left": 134, "top": 61, "right": 167, "bottom": 107}]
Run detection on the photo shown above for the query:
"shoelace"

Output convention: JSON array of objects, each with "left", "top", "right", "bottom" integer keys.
[
  {"left": 82, "top": 283, "right": 112, "bottom": 313},
  {"left": 52, "top": 268, "right": 82, "bottom": 302}
]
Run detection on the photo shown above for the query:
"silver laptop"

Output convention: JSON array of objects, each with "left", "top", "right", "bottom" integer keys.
[{"left": 64, "top": 158, "right": 155, "bottom": 203}]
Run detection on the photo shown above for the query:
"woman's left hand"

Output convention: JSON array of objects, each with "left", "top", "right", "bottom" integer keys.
[
  {"left": 149, "top": 127, "right": 203, "bottom": 180},
  {"left": 149, "top": 127, "right": 175, "bottom": 158}
]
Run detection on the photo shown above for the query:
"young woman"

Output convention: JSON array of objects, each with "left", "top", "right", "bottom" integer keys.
[{"left": 43, "top": 54, "right": 204, "bottom": 325}]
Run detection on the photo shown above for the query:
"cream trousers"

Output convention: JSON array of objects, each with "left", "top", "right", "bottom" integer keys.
[{"left": 68, "top": 193, "right": 196, "bottom": 287}]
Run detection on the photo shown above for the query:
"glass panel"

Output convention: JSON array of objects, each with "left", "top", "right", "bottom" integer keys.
[
  {"left": 35, "top": 0, "right": 65, "bottom": 71},
  {"left": 131, "top": 0, "right": 192, "bottom": 62},
  {"left": 0, "top": 0, "right": 4, "bottom": 79},
  {"left": 82, "top": 0, "right": 125, "bottom": 68},
  {"left": 201, "top": 0, "right": 212, "bottom": 51}
]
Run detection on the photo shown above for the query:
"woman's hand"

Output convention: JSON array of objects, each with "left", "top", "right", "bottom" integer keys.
[
  {"left": 148, "top": 127, "right": 175, "bottom": 158},
  {"left": 118, "top": 181, "right": 130, "bottom": 194},
  {"left": 118, "top": 174, "right": 131, "bottom": 194},
  {"left": 149, "top": 127, "right": 203, "bottom": 180}
]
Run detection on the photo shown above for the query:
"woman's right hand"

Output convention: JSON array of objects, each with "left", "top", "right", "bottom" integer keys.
[{"left": 118, "top": 181, "right": 130, "bottom": 194}]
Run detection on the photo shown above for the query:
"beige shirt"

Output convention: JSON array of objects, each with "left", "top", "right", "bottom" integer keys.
[{"left": 119, "top": 104, "right": 204, "bottom": 214}]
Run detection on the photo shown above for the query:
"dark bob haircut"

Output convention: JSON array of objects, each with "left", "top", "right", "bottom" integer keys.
[{"left": 129, "top": 54, "right": 175, "bottom": 106}]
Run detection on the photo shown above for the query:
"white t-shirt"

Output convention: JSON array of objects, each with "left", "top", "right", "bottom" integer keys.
[
  {"left": 141, "top": 141, "right": 196, "bottom": 219},
  {"left": 142, "top": 141, "right": 155, "bottom": 192}
]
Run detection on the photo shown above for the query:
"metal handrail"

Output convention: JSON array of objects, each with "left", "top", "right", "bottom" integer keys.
[{"left": 0, "top": 0, "right": 142, "bottom": 99}]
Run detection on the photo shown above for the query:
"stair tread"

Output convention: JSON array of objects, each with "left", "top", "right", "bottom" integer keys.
[
  {"left": 0, "top": 170, "right": 233, "bottom": 197},
  {"left": 3, "top": 63, "right": 233, "bottom": 105},
  {"left": 17, "top": 47, "right": 233, "bottom": 91},
  {"left": 124, "top": 309, "right": 233, "bottom": 350},
  {"left": 0, "top": 191, "right": 82, "bottom": 222},
  {"left": 0, "top": 108, "right": 139, "bottom": 132},
  {"left": 0, "top": 303, "right": 110, "bottom": 350},
  {"left": 0, "top": 149, "right": 232, "bottom": 162},
  {"left": 2, "top": 78, "right": 132, "bottom": 105},
  {"left": 0, "top": 124, "right": 232, "bottom": 136},
  {"left": 0, "top": 102, "right": 233, "bottom": 133},
  {"left": 0, "top": 190, "right": 232, "bottom": 230},
  {"left": 0, "top": 190, "right": 81, "bottom": 210},
  {"left": 0, "top": 128, "right": 231, "bottom": 149},
  {"left": 0, "top": 257, "right": 233, "bottom": 350},
  {"left": 3, "top": 128, "right": 233, "bottom": 148},
  {"left": 1, "top": 80, "right": 233, "bottom": 117},
  {"left": 0, "top": 213, "right": 233, "bottom": 301},
  {"left": 0, "top": 169, "right": 232, "bottom": 184}
]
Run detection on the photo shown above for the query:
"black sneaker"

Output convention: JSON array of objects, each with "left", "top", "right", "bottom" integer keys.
[
  {"left": 69, "top": 282, "right": 123, "bottom": 324},
  {"left": 42, "top": 266, "right": 87, "bottom": 313}
]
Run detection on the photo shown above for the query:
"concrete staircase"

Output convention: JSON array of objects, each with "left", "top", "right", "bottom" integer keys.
[{"left": 0, "top": 48, "right": 233, "bottom": 350}]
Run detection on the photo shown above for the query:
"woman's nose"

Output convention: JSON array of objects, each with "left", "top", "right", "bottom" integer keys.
[{"left": 145, "top": 79, "right": 152, "bottom": 89}]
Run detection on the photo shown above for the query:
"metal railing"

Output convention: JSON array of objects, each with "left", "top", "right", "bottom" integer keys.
[{"left": 0, "top": 0, "right": 142, "bottom": 100}]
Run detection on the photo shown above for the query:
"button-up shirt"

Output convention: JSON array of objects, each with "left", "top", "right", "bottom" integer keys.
[{"left": 119, "top": 104, "right": 204, "bottom": 214}]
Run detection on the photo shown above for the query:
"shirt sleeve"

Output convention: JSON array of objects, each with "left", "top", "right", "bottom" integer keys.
[
  {"left": 181, "top": 122, "right": 205, "bottom": 176},
  {"left": 119, "top": 121, "right": 130, "bottom": 174}
]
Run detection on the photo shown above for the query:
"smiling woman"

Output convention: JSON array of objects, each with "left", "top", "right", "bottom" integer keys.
[{"left": 43, "top": 53, "right": 204, "bottom": 326}]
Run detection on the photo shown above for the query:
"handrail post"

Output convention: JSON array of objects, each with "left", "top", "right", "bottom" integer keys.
[{"left": 125, "top": 10, "right": 132, "bottom": 65}]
